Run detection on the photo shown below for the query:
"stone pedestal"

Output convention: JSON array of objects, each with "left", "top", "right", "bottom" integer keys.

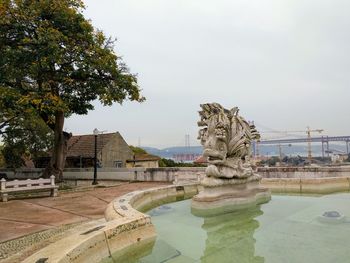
[{"left": 191, "top": 175, "right": 271, "bottom": 217}]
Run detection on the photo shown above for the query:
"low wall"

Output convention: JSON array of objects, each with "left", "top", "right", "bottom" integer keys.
[
  {"left": 23, "top": 183, "right": 201, "bottom": 263},
  {"left": 0, "top": 167, "right": 206, "bottom": 184},
  {"left": 63, "top": 167, "right": 205, "bottom": 183},
  {"left": 262, "top": 177, "right": 350, "bottom": 194},
  {"left": 258, "top": 166, "right": 350, "bottom": 179},
  {"left": 3, "top": 166, "right": 350, "bottom": 194},
  {"left": 3, "top": 166, "right": 350, "bottom": 182}
]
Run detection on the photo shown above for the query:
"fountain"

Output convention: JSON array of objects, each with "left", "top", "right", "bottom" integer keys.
[{"left": 192, "top": 103, "right": 271, "bottom": 216}]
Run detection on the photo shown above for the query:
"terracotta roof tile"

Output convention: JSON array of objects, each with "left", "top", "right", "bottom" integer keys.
[
  {"left": 127, "top": 153, "right": 160, "bottom": 162},
  {"left": 67, "top": 133, "right": 117, "bottom": 158},
  {"left": 194, "top": 155, "right": 208, "bottom": 164}
]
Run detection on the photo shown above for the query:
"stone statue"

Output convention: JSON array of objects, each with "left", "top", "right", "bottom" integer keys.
[
  {"left": 198, "top": 103, "right": 260, "bottom": 183},
  {"left": 192, "top": 103, "right": 270, "bottom": 216}
]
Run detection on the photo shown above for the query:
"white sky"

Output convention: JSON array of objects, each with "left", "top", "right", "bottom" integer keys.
[{"left": 65, "top": 0, "right": 350, "bottom": 148}]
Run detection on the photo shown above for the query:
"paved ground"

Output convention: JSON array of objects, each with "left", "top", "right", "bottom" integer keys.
[{"left": 0, "top": 182, "right": 169, "bottom": 243}]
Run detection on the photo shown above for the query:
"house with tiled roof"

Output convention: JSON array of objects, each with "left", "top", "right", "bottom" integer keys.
[
  {"left": 35, "top": 132, "right": 162, "bottom": 169},
  {"left": 193, "top": 155, "right": 208, "bottom": 166},
  {"left": 126, "top": 153, "right": 161, "bottom": 168},
  {"left": 36, "top": 132, "right": 134, "bottom": 168},
  {"left": 66, "top": 132, "right": 134, "bottom": 168}
]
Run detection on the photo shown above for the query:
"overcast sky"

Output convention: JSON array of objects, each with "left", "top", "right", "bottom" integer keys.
[{"left": 65, "top": 0, "right": 350, "bottom": 148}]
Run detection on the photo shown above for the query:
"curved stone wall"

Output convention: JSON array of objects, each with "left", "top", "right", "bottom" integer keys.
[{"left": 23, "top": 183, "right": 201, "bottom": 263}]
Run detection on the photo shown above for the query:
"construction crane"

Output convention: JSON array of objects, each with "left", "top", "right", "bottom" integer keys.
[
  {"left": 306, "top": 127, "right": 323, "bottom": 161},
  {"left": 259, "top": 127, "right": 324, "bottom": 161}
]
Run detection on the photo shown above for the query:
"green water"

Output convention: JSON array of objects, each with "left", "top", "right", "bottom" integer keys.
[{"left": 132, "top": 193, "right": 350, "bottom": 263}]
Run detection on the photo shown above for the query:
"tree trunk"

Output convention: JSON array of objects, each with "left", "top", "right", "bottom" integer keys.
[{"left": 42, "top": 111, "right": 71, "bottom": 182}]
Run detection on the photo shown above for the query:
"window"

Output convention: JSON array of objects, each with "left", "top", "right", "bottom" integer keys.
[{"left": 115, "top": 161, "right": 123, "bottom": 168}]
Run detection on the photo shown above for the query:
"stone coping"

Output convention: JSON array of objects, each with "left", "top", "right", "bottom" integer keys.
[
  {"left": 23, "top": 183, "right": 201, "bottom": 263},
  {"left": 258, "top": 166, "right": 350, "bottom": 172},
  {"left": 262, "top": 176, "right": 350, "bottom": 194}
]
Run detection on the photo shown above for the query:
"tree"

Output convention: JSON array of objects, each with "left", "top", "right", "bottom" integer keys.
[
  {"left": 0, "top": 0, "right": 144, "bottom": 181},
  {"left": 0, "top": 145, "right": 6, "bottom": 168},
  {"left": 129, "top": 145, "right": 147, "bottom": 155},
  {"left": 159, "top": 158, "right": 205, "bottom": 167},
  {"left": 1, "top": 113, "right": 53, "bottom": 168}
]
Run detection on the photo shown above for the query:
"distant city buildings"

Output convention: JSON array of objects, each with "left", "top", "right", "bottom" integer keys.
[{"left": 173, "top": 153, "right": 202, "bottom": 163}]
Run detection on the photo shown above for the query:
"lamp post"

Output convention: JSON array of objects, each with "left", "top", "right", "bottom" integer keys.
[{"left": 92, "top": 128, "right": 99, "bottom": 185}]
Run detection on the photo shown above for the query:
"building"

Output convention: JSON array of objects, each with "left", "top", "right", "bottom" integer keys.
[
  {"left": 193, "top": 155, "right": 208, "bottom": 166},
  {"left": 173, "top": 153, "right": 202, "bottom": 162},
  {"left": 35, "top": 132, "right": 161, "bottom": 169},
  {"left": 66, "top": 132, "right": 134, "bottom": 168},
  {"left": 36, "top": 132, "right": 134, "bottom": 168},
  {"left": 126, "top": 153, "right": 161, "bottom": 168}
]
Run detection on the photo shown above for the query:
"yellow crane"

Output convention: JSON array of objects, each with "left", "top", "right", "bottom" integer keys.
[{"left": 259, "top": 127, "right": 324, "bottom": 161}]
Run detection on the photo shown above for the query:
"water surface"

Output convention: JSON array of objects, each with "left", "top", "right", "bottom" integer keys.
[{"left": 138, "top": 193, "right": 350, "bottom": 263}]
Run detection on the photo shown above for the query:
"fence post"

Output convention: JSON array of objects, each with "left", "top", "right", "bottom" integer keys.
[
  {"left": 0, "top": 178, "right": 7, "bottom": 202},
  {"left": 196, "top": 173, "right": 201, "bottom": 183},
  {"left": 50, "top": 175, "right": 55, "bottom": 186},
  {"left": 26, "top": 179, "right": 32, "bottom": 187},
  {"left": 174, "top": 172, "right": 178, "bottom": 185},
  {"left": 50, "top": 175, "right": 57, "bottom": 197},
  {"left": 0, "top": 178, "right": 6, "bottom": 190}
]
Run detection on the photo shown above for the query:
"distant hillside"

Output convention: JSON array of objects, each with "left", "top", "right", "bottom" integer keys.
[
  {"left": 142, "top": 146, "right": 202, "bottom": 159},
  {"left": 142, "top": 143, "right": 348, "bottom": 159}
]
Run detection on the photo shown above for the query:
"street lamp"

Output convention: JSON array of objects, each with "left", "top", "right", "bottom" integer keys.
[{"left": 92, "top": 128, "right": 99, "bottom": 185}]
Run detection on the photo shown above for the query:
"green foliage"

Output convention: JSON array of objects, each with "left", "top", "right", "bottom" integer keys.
[
  {"left": 158, "top": 158, "right": 166, "bottom": 167},
  {"left": 2, "top": 141, "right": 25, "bottom": 168},
  {"left": 0, "top": 0, "right": 143, "bottom": 120},
  {"left": 0, "top": 87, "right": 32, "bottom": 134},
  {"left": 1, "top": 113, "right": 53, "bottom": 168},
  {"left": 259, "top": 156, "right": 280, "bottom": 167},
  {"left": 129, "top": 146, "right": 147, "bottom": 154},
  {"left": 0, "top": 0, "right": 144, "bottom": 174},
  {"left": 0, "top": 145, "right": 5, "bottom": 167},
  {"left": 159, "top": 158, "right": 205, "bottom": 167}
]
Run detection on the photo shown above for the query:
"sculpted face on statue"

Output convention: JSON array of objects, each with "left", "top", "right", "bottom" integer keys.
[
  {"left": 198, "top": 104, "right": 230, "bottom": 165},
  {"left": 198, "top": 103, "right": 260, "bottom": 179}
]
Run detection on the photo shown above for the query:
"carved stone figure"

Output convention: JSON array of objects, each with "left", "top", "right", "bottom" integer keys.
[
  {"left": 198, "top": 103, "right": 260, "bottom": 183},
  {"left": 192, "top": 103, "right": 270, "bottom": 216}
]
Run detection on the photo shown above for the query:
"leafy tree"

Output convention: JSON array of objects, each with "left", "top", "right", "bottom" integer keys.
[
  {"left": 0, "top": 88, "right": 28, "bottom": 134},
  {"left": 0, "top": 145, "right": 5, "bottom": 167},
  {"left": 1, "top": 113, "right": 53, "bottom": 168},
  {"left": 2, "top": 140, "right": 26, "bottom": 168},
  {"left": 159, "top": 158, "right": 176, "bottom": 167},
  {"left": 129, "top": 145, "right": 147, "bottom": 155},
  {"left": 0, "top": 0, "right": 144, "bottom": 181},
  {"left": 159, "top": 158, "right": 205, "bottom": 167},
  {"left": 259, "top": 156, "right": 280, "bottom": 167}
]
